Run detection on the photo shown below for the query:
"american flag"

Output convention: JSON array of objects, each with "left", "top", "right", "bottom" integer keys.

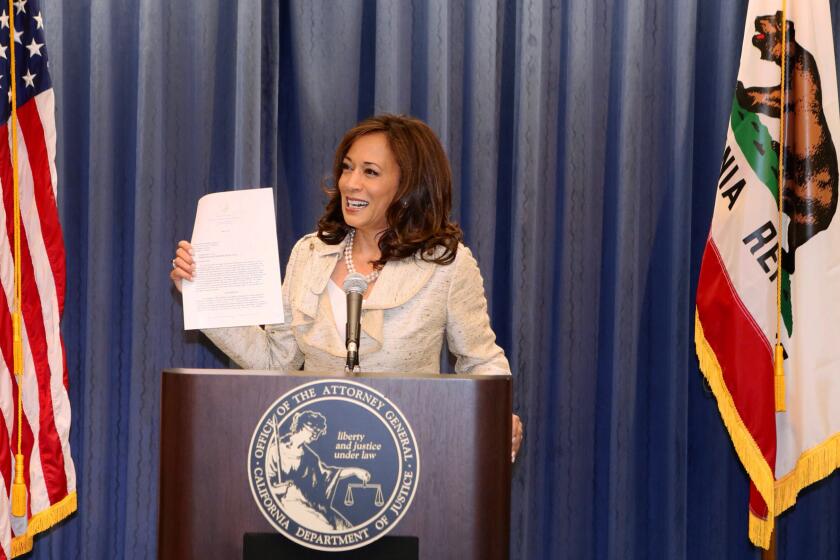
[{"left": 0, "top": 0, "right": 76, "bottom": 557}]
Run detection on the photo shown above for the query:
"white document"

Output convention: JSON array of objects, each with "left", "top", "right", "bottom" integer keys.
[{"left": 182, "top": 188, "right": 285, "bottom": 330}]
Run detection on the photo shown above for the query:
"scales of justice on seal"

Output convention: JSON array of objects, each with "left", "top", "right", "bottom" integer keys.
[
  {"left": 344, "top": 482, "right": 385, "bottom": 507},
  {"left": 157, "top": 316, "right": 513, "bottom": 559}
]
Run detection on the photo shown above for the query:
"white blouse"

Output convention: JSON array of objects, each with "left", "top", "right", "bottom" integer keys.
[{"left": 326, "top": 279, "right": 347, "bottom": 343}]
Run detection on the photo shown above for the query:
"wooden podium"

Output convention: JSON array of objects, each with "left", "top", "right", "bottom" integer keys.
[{"left": 158, "top": 369, "right": 512, "bottom": 559}]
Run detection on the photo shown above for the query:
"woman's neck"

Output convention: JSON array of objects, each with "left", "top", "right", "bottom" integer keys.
[{"left": 352, "top": 227, "right": 384, "bottom": 263}]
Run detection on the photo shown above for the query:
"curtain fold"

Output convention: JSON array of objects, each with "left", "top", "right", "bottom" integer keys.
[{"left": 24, "top": 0, "right": 840, "bottom": 558}]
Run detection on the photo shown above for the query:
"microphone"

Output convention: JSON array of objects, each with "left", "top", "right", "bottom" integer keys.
[{"left": 343, "top": 273, "right": 368, "bottom": 373}]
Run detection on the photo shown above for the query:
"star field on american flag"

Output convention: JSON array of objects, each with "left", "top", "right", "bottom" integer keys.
[{"left": 0, "top": 0, "right": 51, "bottom": 124}]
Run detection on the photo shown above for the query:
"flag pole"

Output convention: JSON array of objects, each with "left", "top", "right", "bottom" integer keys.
[
  {"left": 8, "top": 0, "right": 27, "bottom": 518},
  {"left": 766, "top": 3, "right": 788, "bottom": 556},
  {"left": 773, "top": 0, "right": 789, "bottom": 416},
  {"left": 762, "top": 528, "right": 777, "bottom": 560}
]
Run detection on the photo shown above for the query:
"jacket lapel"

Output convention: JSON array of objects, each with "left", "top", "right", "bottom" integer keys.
[
  {"left": 364, "top": 255, "right": 437, "bottom": 309},
  {"left": 290, "top": 238, "right": 347, "bottom": 357},
  {"left": 360, "top": 255, "right": 437, "bottom": 349},
  {"left": 293, "top": 238, "right": 343, "bottom": 322},
  {"left": 291, "top": 236, "right": 438, "bottom": 358}
]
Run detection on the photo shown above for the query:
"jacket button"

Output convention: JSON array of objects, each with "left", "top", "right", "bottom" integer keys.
[{"left": 309, "top": 242, "right": 314, "bottom": 251}]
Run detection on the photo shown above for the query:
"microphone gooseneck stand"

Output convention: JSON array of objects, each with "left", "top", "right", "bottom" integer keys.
[{"left": 343, "top": 272, "right": 368, "bottom": 374}]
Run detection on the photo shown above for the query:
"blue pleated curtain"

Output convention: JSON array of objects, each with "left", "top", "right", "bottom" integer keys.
[{"left": 26, "top": 0, "right": 840, "bottom": 558}]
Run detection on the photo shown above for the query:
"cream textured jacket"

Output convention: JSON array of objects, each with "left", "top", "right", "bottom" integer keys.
[{"left": 203, "top": 233, "right": 510, "bottom": 375}]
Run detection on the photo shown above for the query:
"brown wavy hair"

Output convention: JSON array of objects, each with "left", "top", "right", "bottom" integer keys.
[{"left": 317, "top": 114, "right": 462, "bottom": 268}]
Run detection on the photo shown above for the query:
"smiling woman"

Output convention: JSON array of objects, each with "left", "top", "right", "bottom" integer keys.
[
  {"left": 170, "top": 114, "right": 524, "bottom": 460},
  {"left": 337, "top": 132, "right": 400, "bottom": 234},
  {"left": 319, "top": 115, "right": 463, "bottom": 273}
]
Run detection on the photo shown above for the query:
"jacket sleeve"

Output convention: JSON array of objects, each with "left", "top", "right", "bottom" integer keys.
[
  {"left": 201, "top": 237, "right": 306, "bottom": 371},
  {"left": 445, "top": 246, "right": 511, "bottom": 375}
]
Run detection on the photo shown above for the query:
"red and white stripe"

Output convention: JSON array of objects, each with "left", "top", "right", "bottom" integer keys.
[
  {"left": 0, "top": 88, "right": 75, "bottom": 558},
  {"left": 696, "top": 239, "right": 777, "bottom": 517}
]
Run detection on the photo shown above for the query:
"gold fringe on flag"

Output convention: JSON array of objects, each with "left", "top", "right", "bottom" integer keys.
[
  {"left": 774, "top": 432, "right": 840, "bottom": 514},
  {"left": 749, "top": 510, "right": 774, "bottom": 551},
  {"left": 695, "top": 312, "right": 775, "bottom": 549},
  {"left": 697, "top": 311, "right": 840, "bottom": 548},
  {"left": 10, "top": 492, "right": 78, "bottom": 558}
]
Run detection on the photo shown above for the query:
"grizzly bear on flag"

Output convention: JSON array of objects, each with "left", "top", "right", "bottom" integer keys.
[{"left": 736, "top": 11, "right": 838, "bottom": 273}]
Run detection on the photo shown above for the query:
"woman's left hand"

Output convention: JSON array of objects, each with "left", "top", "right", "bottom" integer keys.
[{"left": 511, "top": 414, "right": 523, "bottom": 463}]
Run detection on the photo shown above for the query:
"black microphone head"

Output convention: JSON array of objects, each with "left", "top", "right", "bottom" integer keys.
[{"left": 343, "top": 272, "right": 368, "bottom": 295}]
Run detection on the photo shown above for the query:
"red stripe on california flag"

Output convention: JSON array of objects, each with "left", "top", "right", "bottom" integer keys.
[
  {"left": 17, "top": 100, "right": 65, "bottom": 315},
  {"left": 696, "top": 240, "right": 776, "bottom": 516},
  {"left": 0, "top": 123, "right": 67, "bottom": 504}
]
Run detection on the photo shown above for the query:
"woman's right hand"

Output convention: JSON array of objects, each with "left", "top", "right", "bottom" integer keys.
[{"left": 169, "top": 240, "right": 195, "bottom": 293}]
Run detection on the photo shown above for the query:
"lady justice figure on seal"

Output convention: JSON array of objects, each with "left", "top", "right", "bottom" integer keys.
[{"left": 266, "top": 410, "right": 370, "bottom": 531}]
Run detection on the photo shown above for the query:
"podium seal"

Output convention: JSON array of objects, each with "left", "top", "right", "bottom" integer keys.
[{"left": 247, "top": 379, "right": 420, "bottom": 551}]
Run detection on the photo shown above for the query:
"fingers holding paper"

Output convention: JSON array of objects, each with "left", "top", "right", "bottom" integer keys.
[
  {"left": 511, "top": 414, "right": 523, "bottom": 463},
  {"left": 170, "top": 240, "right": 195, "bottom": 292}
]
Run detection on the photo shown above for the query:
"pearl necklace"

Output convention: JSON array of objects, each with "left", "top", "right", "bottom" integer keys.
[{"left": 344, "top": 229, "right": 381, "bottom": 284}]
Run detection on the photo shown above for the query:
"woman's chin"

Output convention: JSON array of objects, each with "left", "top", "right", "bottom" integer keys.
[
  {"left": 341, "top": 212, "right": 386, "bottom": 236},
  {"left": 341, "top": 211, "right": 362, "bottom": 229},
  {"left": 343, "top": 216, "right": 378, "bottom": 233}
]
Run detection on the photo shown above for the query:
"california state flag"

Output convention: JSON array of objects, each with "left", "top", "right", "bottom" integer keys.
[{"left": 695, "top": 0, "right": 840, "bottom": 549}]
